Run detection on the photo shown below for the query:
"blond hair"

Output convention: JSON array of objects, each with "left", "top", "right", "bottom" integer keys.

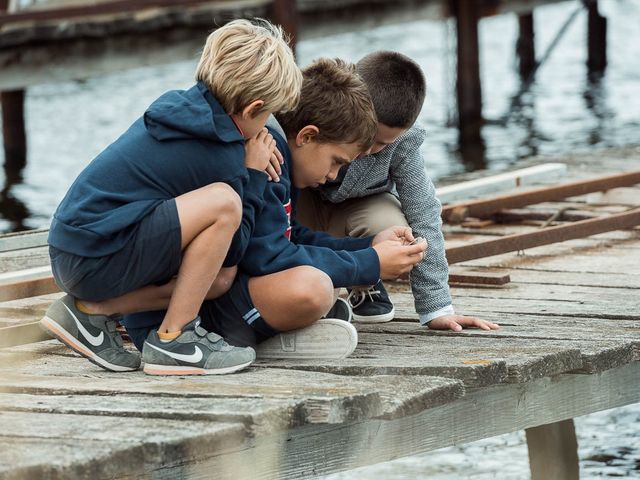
[
  {"left": 276, "top": 58, "right": 377, "bottom": 150},
  {"left": 196, "top": 19, "right": 301, "bottom": 115}
]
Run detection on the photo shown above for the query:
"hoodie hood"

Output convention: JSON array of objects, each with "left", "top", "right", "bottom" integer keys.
[{"left": 144, "top": 82, "right": 243, "bottom": 144}]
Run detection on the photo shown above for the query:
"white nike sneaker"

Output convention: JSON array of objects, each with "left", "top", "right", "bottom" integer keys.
[
  {"left": 142, "top": 317, "right": 255, "bottom": 375},
  {"left": 40, "top": 294, "right": 140, "bottom": 371},
  {"left": 256, "top": 318, "right": 358, "bottom": 360}
]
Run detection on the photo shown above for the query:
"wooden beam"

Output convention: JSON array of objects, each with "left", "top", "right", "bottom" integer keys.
[
  {"left": 269, "top": 0, "right": 298, "bottom": 50},
  {"left": 442, "top": 170, "right": 640, "bottom": 223},
  {"left": 0, "top": 321, "right": 52, "bottom": 348},
  {"left": 526, "top": 419, "right": 579, "bottom": 480},
  {"left": 436, "top": 163, "right": 567, "bottom": 204},
  {"left": 0, "top": 266, "right": 58, "bottom": 302},
  {"left": 445, "top": 208, "right": 640, "bottom": 264},
  {"left": 448, "top": 271, "right": 511, "bottom": 285}
]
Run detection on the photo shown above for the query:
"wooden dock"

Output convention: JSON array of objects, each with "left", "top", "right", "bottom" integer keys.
[{"left": 1, "top": 150, "right": 639, "bottom": 479}]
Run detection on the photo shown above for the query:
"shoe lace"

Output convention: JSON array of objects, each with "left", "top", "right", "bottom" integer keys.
[{"left": 347, "top": 285, "right": 381, "bottom": 309}]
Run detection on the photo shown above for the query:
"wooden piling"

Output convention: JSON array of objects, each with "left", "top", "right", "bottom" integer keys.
[
  {"left": 269, "top": 0, "right": 298, "bottom": 51},
  {"left": 586, "top": 0, "right": 607, "bottom": 73},
  {"left": 516, "top": 13, "right": 536, "bottom": 79},
  {"left": 451, "top": 0, "right": 482, "bottom": 144},
  {"left": 526, "top": 419, "right": 579, "bottom": 480},
  {"left": 1, "top": 90, "right": 27, "bottom": 173}
]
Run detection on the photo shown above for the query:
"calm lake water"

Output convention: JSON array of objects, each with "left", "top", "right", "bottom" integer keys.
[{"left": 1, "top": 0, "right": 639, "bottom": 477}]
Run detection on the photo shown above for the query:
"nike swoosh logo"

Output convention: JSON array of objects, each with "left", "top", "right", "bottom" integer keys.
[
  {"left": 62, "top": 303, "right": 105, "bottom": 347},
  {"left": 145, "top": 342, "right": 204, "bottom": 364}
]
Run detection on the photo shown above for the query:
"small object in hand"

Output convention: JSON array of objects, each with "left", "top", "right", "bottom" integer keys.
[{"left": 408, "top": 236, "right": 425, "bottom": 246}]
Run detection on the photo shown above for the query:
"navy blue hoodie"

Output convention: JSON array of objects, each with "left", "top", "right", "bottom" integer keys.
[
  {"left": 238, "top": 128, "right": 380, "bottom": 288},
  {"left": 48, "top": 82, "right": 267, "bottom": 265}
]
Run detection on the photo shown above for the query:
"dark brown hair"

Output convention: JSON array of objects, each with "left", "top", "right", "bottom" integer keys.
[
  {"left": 357, "top": 51, "right": 426, "bottom": 128},
  {"left": 276, "top": 58, "right": 377, "bottom": 150}
]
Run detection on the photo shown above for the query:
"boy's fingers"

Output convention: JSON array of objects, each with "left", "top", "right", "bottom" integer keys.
[
  {"left": 274, "top": 147, "right": 284, "bottom": 165},
  {"left": 269, "top": 153, "right": 282, "bottom": 175},
  {"left": 265, "top": 164, "right": 279, "bottom": 182}
]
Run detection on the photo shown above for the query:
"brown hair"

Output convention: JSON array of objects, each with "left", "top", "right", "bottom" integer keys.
[
  {"left": 196, "top": 19, "right": 301, "bottom": 115},
  {"left": 276, "top": 58, "right": 377, "bottom": 150},
  {"left": 357, "top": 51, "right": 426, "bottom": 128}
]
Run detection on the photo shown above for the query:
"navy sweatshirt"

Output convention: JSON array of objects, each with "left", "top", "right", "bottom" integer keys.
[
  {"left": 238, "top": 128, "right": 381, "bottom": 288},
  {"left": 48, "top": 82, "right": 267, "bottom": 266}
]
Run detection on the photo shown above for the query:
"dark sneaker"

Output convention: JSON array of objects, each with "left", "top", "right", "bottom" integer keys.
[
  {"left": 40, "top": 294, "right": 141, "bottom": 372},
  {"left": 347, "top": 280, "right": 395, "bottom": 323},
  {"left": 323, "top": 297, "right": 352, "bottom": 323},
  {"left": 142, "top": 317, "right": 255, "bottom": 375}
]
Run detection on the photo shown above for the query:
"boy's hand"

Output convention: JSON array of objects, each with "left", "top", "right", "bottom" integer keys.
[
  {"left": 373, "top": 240, "right": 426, "bottom": 279},
  {"left": 372, "top": 226, "right": 417, "bottom": 246},
  {"left": 245, "top": 128, "right": 281, "bottom": 181},
  {"left": 428, "top": 314, "right": 500, "bottom": 332}
]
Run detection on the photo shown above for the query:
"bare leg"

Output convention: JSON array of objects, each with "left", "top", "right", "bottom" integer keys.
[
  {"left": 248, "top": 266, "right": 335, "bottom": 332},
  {"left": 83, "top": 266, "right": 237, "bottom": 316}
]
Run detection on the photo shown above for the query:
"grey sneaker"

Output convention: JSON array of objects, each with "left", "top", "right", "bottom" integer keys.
[
  {"left": 256, "top": 301, "right": 358, "bottom": 361},
  {"left": 142, "top": 317, "right": 255, "bottom": 375},
  {"left": 40, "top": 294, "right": 141, "bottom": 372}
]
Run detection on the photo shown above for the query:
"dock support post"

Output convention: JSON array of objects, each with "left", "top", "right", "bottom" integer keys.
[
  {"left": 526, "top": 419, "right": 579, "bottom": 480},
  {"left": 1, "top": 90, "right": 27, "bottom": 173},
  {"left": 452, "top": 0, "right": 482, "bottom": 145},
  {"left": 586, "top": 0, "right": 607, "bottom": 73},
  {"left": 270, "top": 0, "right": 298, "bottom": 51},
  {"left": 516, "top": 13, "right": 535, "bottom": 79}
]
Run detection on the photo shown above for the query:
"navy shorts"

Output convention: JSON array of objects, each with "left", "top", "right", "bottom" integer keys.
[
  {"left": 122, "top": 272, "right": 280, "bottom": 352},
  {"left": 50, "top": 199, "right": 182, "bottom": 302}
]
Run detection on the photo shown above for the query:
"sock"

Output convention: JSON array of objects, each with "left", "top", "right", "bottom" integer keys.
[
  {"left": 75, "top": 299, "right": 94, "bottom": 314},
  {"left": 158, "top": 330, "right": 181, "bottom": 343}
]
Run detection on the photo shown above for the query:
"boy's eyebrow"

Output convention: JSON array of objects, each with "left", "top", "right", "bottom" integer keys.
[{"left": 333, "top": 155, "right": 351, "bottom": 164}]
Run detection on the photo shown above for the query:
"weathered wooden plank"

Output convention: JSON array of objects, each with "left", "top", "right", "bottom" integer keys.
[
  {"left": 0, "top": 411, "right": 247, "bottom": 480},
  {"left": 257, "top": 332, "right": 583, "bottom": 386},
  {"left": 0, "top": 245, "right": 49, "bottom": 273},
  {"left": 436, "top": 163, "right": 567, "bottom": 204},
  {"left": 146, "top": 362, "right": 640, "bottom": 480},
  {"left": 0, "top": 229, "right": 48, "bottom": 253},
  {"left": 355, "top": 321, "right": 637, "bottom": 373},
  {"left": 0, "top": 345, "right": 464, "bottom": 425}
]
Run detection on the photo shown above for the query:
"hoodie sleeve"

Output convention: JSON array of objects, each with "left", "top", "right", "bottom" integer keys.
[{"left": 223, "top": 168, "right": 268, "bottom": 267}]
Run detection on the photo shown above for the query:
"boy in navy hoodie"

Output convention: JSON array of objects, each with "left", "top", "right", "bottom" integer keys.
[
  {"left": 40, "top": 19, "right": 302, "bottom": 375},
  {"left": 194, "top": 58, "right": 427, "bottom": 359}
]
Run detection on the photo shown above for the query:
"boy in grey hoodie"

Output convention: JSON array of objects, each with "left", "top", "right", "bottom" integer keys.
[{"left": 297, "top": 51, "right": 499, "bottom": 332}]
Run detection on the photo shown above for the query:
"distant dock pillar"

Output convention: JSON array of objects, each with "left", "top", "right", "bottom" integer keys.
[
  {"left": 1, "top": 1, "right": 27, "bottom": 172},
  {"left": 1, "top": 90, "right": 27, "bottom": 172},
  {"left": 586, "top": 0, "right": 607, "bottom": 73},
  {"left": 517, "top": 13, "right": 536, "bottom": 79},
  {"left": 452, "top": 0, "right": 483, "bottom": 144},
  {"left": 270, "top": 0, "right": 298, "bottom": 51}
]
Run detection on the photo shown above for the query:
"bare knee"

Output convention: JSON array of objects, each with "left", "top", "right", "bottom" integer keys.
[
  {"left": 289, "top": 267, "right": 334, "bottom": 319},
  {"left": 206, "top": 183, "right": 242, "bottom": 229}
]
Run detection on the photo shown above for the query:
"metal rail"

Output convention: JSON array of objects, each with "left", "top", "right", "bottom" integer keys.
[
  {"left": 442, "top": 170, "right": 640, "bottom": 223},
  {"left": 445, "top": 207, "right": 640, "bottom": 264}
]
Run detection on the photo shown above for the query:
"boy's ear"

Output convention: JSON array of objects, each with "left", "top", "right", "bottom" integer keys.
[
  {"left": 241, "top": 100, "right": 265, "bottom": 119},
  {"left": 295, "top": 125, "right": 320, "bottom": 147}
]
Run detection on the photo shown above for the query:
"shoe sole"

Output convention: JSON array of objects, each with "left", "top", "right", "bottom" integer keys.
[
  {"left": 143, "top": 360, "right": 253, "bottom": 376},
  {"left": 40, "top": 316, "right": 138, "bottom": 372},
  {"left": 352, "top": 306, "right": 395, "bottom": 323},
  {"left": 256, "top": 318, "right": 358, "bottom": 360}
]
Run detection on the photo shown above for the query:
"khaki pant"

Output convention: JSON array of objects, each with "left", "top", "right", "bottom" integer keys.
[{"left": 296, "top": 189, "right": 409, "bottom": 238}]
